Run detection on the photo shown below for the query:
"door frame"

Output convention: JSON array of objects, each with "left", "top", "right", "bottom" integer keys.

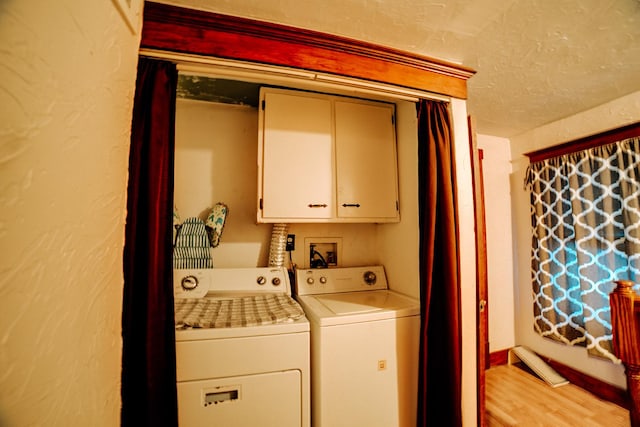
[{"left": 468, "top": 116, "right": 489, "bottom": 426}]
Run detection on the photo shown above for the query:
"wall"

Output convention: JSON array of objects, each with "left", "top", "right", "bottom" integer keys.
[
  {"left": 174, "top": 97, "right": 380, "bottom": 270},
  {"left": 0, "top": 1, "right": 141, "bottom": 425},
  {"left": 174, "top": 96, "right": 451, "bottom": 299},
  {"left": 476, "top": 134, "right": 515, "bottom": 352},
  {"left": 174, "top": 99, "right": 271, "bottom": 267},
  {"left": 377, "top": 100, "right": 420, "bottom": 299},
  {"left": 174, "top": 96, "right": 419, "bottom": 292},
  {"left": 509, "top": 90, "right": 640, "bottom": 388}
]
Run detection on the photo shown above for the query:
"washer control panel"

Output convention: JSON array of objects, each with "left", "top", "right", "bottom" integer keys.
[{"left": 295, "top": 265, "right": 388, "bottom": 296}]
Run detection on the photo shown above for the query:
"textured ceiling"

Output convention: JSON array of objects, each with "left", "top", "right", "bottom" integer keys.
[{"left": 159, "top": 0, "right": 640, "bottom": 138}]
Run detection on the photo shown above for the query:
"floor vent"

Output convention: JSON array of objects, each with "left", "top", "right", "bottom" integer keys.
[{"left": 508, "top": 346, "right": 569, "bottom": 388}]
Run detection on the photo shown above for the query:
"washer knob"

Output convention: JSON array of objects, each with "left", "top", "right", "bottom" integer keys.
[
  {"left": 363, "top": 271, "right": 377, "bottom": 285},
  {"left": 319, "top": 276, "right": 327, "bottom": 284},
  {"left": 257, "top": 276, "right": 267, "bottom": 285},
  {"left": 307, "top": 277, "right": 315, "bottom": 285},
  {"left": 272, "top": 277, "right": 281, "bottom": 286},
  {"left": 181, "top": 275, "right": 199, "bottom": 290}
]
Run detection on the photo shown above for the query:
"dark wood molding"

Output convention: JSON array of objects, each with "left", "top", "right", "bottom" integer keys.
[
  {"left": 496, "top": 348, "right": 628, "bottom": 409},
  {"left": 141, "top": 2, "right": 475, "bottom": 99},
  {"left": 525, "top": 121, "right": 640, "bottom": 163},
  {"left": 489, "top": 349, "right": 509, "bottom": 367},
  {"left": 541, "top": 356, "right": 630, "bottom": 410},
  {"left": 469, "top": 117, "right": 488, "bottom": 426}
]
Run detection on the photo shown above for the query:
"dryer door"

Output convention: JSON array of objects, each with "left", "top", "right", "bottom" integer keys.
[{"left": 178, "top": 370, "right": 302, "bottom": 427}]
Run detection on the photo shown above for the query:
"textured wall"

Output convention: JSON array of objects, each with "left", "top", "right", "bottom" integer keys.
[
  {"left": 158, "top": 0, "right": 640, "bottom": 138},
  {"left": 0, "top": 0, "right": 141, "bottom": 425}
]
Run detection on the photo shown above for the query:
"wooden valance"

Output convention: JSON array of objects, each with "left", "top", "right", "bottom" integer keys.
[
  {"left": 141, "top": 2, "right": 475, "bottom": 99},
  {"left": 525, "top": 121, "right": 640, "bottom": 163}
]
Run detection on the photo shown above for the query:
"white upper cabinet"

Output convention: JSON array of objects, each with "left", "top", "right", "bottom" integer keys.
[
  {"left": 258, "top": 88, "right": 399, "bottom": 223},
  {"left": 334, "top": 100, "right": 398, "bottom": 220},
  {"left": 259, "top": 89, "right": 334, "bottom": 220}
]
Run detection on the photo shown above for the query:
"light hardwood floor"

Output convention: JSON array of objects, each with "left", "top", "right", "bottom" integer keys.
[{"left": 486, "top": 364, "right": 631, "bottom": 426}]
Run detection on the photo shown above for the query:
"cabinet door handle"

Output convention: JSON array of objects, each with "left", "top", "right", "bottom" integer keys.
[
  {"left": 308, "top": 203, "right": 328, "bottom": 208},
  {"left": 342, "top": 203, "right": 361, "bottom": 208}
]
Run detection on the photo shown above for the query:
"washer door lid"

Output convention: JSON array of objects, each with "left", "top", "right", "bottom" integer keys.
[{"left": 316, "top": 290, "right": 408, "bottom": 315}]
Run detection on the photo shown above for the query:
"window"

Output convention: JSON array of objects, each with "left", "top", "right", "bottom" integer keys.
[{"left": 526, "top": 136, "right": 640, "bottom": 360}]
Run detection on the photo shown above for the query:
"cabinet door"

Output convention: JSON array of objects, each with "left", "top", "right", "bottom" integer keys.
[
  {"left": 260, "top": 91, "right": 334, "bottom": 220},
  {"left": 335, "top": 100, "right": 399, "bottom": 221}
]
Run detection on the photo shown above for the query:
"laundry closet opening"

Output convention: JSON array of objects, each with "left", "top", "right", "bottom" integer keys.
[{"left": 170, "top": 60, "right": 425, "bottom": 300}]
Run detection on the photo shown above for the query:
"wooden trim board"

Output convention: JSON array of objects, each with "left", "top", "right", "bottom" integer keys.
[
  {"left": 489, "top": 349, "right": 509, "bottom": 367},
  {"left": 141, "top": 2, "right": 475, "bottom": 99},
  {"left": 542, "top": 356, "right": 630, "bottom": 410},
  {"left": 524, "top": 121, "right": 640, "bottom": 163}
]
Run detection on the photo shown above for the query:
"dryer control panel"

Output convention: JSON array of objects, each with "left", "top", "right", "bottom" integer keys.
[
  {"left": 174, "top": 267, "right": 291, "bottom": 298},
  {"left": 295, "top": 265, "right": 388, "bottom": 296}
]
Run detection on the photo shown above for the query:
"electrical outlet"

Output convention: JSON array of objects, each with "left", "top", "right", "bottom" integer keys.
[{"left": 286, "top": 234, "right": 295, "bottom": 251}]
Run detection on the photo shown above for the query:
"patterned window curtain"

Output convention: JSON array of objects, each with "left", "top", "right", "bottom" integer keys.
[{"left": 526, "top": 137, "right": 640, "bottom": 361}]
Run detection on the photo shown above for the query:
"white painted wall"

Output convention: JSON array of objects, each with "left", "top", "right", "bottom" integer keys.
[
  {"left": 509, "top": 90, "right": 640, "bottom": 388},
  {"left": 174, "top": 99, "right": 271, "bottom": 267},
  {"left": 476, "top": 134, "right": 515, "bottom": 352},
  {"left": 0, "top": 0, "right": 141, "bottom": 425},
  {"left": 174, "top": 97, "right": 380, "bottom": 269},
  {"left": 377, "top": 100, "right": 420, "bottom": 299}
]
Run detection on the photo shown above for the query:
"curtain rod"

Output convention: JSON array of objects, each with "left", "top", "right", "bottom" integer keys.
[
  {"left": 524, "top": 121, "right": 640, "bottom": 164},
  {"left": 139, "top": 48, "right": 451, "bottom": 103}
]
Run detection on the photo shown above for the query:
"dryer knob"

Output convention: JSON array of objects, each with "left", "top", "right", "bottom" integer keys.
[
  {"left": 363, "top": 271, "right": 377, "bottom": 285},
  {"left": 306, "top": 277, "right": 315, "bottom": 285},
  {"left": 181, "top": 275, "right": 199, "bottom": 290},
  {"left": 257, "top": 276, "right": 267, "bottom": 285},
  {"left": 319, "top": 276, "right": 327, "bottom": 284},
  {"left": 272, "top": 277, "right": 281, "bottom": 286}
]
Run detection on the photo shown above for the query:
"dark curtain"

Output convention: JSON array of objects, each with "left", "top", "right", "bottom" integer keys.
[
  {"left": 416, "top": 99, "right": 463, "bottom": 426},
  {"left": 121, "top": 58, "right": 178, "bottom": 427}
]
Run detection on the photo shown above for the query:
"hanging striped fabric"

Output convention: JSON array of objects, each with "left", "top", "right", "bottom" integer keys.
[{"left": 173, "top": 217, "right": 213, "bottom": 269}]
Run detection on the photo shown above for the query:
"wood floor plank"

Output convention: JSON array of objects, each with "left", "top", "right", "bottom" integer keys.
[{"left": 486, "top": 365, "right": 630, "bottom": 426}]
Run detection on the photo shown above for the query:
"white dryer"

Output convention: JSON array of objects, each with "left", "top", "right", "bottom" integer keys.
[
  {"left": 294, "top": 266, "right": 420, "bottom": 427},
  {"left": 174, "top": 267, "right": 310, "bottom": 427}
]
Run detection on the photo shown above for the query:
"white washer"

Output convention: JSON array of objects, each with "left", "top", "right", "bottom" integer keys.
[
  {"left": 295, "top": 266, "right": 420, "bottom": 427},
  {"left": 174, "top": 267, "right": 310, "bottom": 427}
]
